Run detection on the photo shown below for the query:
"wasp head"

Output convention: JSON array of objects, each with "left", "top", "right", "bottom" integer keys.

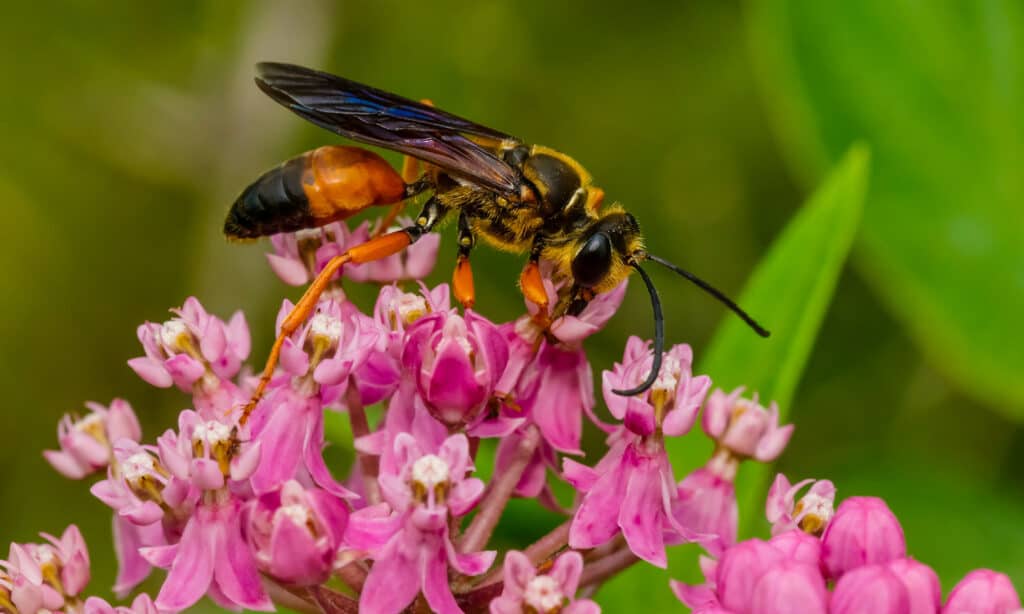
[{"left": 569, "top": 208, "right": 644, "bottom": 295}]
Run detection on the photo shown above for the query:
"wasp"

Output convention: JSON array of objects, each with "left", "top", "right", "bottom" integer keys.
[{"left": 226, "top": 63, "right": 768, "bottom": 421}]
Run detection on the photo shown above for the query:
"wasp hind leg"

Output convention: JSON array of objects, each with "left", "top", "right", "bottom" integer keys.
[
  {"left": 241, "top": 197, "right": 448, "bottom": 424},
  {"left": 453, "top": 212, "right": 476, "bottom": 309}
]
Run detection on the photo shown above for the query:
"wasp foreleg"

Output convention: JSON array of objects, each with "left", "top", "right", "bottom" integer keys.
[{"left": 453, "top": 212, "right": 477, "bottom": 309}]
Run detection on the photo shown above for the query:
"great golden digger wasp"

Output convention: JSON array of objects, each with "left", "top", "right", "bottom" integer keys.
[{"left": 226, "top": 63, "right": 768, "bottom": 421}]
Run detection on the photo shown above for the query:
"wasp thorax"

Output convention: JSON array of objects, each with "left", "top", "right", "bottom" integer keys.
[
  {"left": 410, "top": 454, "right": 451, "bottom": 505},
  {"left": 523, "top": 575, "right": 565, "bottom": 613}
]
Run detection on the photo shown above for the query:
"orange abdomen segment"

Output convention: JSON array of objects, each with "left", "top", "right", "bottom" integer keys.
[{"left": 304, "top": 146, "right": 406, "bottom": 223}]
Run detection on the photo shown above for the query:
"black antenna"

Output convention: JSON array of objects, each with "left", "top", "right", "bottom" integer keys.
[
  {"left": 612, "top": 263, "right": 664, "bottom": 396},
  {"left": 646, "top": 253, "right": 770, "bottom": 338}
]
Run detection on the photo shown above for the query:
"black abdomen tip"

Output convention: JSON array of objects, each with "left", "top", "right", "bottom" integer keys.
[{"left": 224, "top": 156, "right": 315, "bottom": 239}]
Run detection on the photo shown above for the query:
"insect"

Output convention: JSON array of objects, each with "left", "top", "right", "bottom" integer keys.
[{"left": 226, "top": 62, "right": 768, "bottom": 421}]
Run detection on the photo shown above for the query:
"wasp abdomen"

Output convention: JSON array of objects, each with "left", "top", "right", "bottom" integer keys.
[{"left": 224, "top": 146, "right": 406, "bottom": 240}]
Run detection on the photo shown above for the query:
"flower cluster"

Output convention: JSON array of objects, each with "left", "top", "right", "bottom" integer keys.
[
  {"left": 673, "top": 475, "right": 1023, "bottom": 613},
  {"left": 23, "top": 214, "right": 1020, "bottom": 614}
]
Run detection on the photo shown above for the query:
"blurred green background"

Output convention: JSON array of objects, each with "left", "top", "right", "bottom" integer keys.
[{"left": 2, "top": 1, "right": 1022, "bottom": 611}]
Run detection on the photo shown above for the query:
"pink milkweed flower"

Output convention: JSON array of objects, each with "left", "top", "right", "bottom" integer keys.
[
  {"left": 146, "top": 411, "right": 268, "bottom": 611},
  {"left": 355, "top": 283, "right": 452, "bottom": 406},
  {"left": 245, "top": 480, "right": 349, "bottom": 586},
  {"left": 886, "top": 558, "right": 941, "bottom": 614},
  {"left": 765, "top": 473, "right": 835, "bottom": 537},
  {"left": 602, "top": 337, "right": 710, "bottom": 439},
  {"left": 44, "top": 399, "right": 141, "bottom": 479},
  {"left": 821, "top": 496, "right": 906, "bottom": 579},
  {"left": 403, "top": 310, "right": 508, "bottom": 427},
  {"left": 250, "top": 298, "right": 376, "bottom": 496},
  {"left": 490, "top": 550, "right": 600, "bottom": 614},
  {"left": 830, "top": 564, "right": 911, "bottom": 614},
  {"left": 84, "top": 593, "right": 158, "bottom": 614},
  {"left": 564, "top": 428, "right": 704, "bottom": 568},
  {"left": 345, "top": 433, "right": 493, "bottom": 614},
  {"left": 943, "top": 569, "right": 1022, "bottom": 614},
  {"left": 1, "top": 544, "right": 64, "bottom": 613},
  {"left": 129, "top": 297, "right": 250, "bottom": 390},
  {"left": 702, "top": 388, "right": 793, "bottom": 463},
  {"left": 157, "top": 410, "right": 261, "bottom": 492},
  {"left": 143, "top": 496, "right": 272, "bottom": 612},
  {"left": 90, "top": 441, "right": 182, "bottom": 596},
  {"left": 25, "top": 525, "right": 91, "bottom": 599}
]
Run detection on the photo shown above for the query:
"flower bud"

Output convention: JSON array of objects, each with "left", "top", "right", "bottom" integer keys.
[
  {"left": 702, "top": 388, "right": 793, "bottom": 462},
  {"left": 831, "top": 564, "right": 910, "bottom": 614},
  {"left": 821, "top": 496, "right": 906, "bottom": 579},
  {"left": 749, "top": 559, "right": 827, "bottom": 614},
  {"left": 886, "top": 558, "right": 941, "bottom": 614},
  {"left": 943, "top": 569, "right": 1021, "bottom": 614},
  {"left": 44, "top": 399, "right": 141, "bottom": 479},
  {"left": 403, "top": 311, "right": 508, "bottom": 426},
  {"left": 715, "top": 538, "right": 785, "bottom": 612},
  {"left": 247, "top": 481, "right": 349, "bottom": 586}
]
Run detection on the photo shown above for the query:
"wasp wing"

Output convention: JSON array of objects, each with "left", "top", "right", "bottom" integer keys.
[{"left": 255, "top": 62, "right": 521, "bottom": 193}]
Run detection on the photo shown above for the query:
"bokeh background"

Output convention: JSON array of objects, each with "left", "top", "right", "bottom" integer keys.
[{"left": 2, "top": 1, "right": 1022, "bottom": 611}]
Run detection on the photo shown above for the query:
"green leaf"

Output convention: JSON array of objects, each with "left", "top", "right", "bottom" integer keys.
[
  {"left": 748, "top": 0, "right": 1024, "bottom": 417},
  {"left": 597, "top": 145, "right": 867, "bottom": 610}
]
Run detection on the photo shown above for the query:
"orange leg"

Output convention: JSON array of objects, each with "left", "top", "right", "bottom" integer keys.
[
  {"left": 452, "top": 212, "right": 476, "bottom": 309},
  {"left": 240, "top": 229, "right": 414, "bottom": 424},
  {"left": 519, "top": 259, "right": 550, "bottom": 329}
]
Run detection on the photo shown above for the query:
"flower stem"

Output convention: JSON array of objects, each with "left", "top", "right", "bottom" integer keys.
[
  {"left": 457, "top": 425, "right": 541, "bottom": 555},
  {"left": 477, "top": 519, "right": 571, "bottom": 587},
  {"left": 262, "top": 577, "right": 321, "bottom": 614},
  {"left": 577, "top": 546, "right": 640, "bottom": 589},
  {"left": 308, "top": 585, "right": 360, "bottom": 614},
  {"left": 345, "top": 387, "right": 380, "bottom": 505}
]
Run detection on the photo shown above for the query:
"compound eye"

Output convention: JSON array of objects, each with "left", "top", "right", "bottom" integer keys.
[{"left": 572, "top": 233, "right": 612, "bottom": 288}]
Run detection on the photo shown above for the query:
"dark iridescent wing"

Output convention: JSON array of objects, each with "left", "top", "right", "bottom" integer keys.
[{"left": 255, "top": 62, "right": 521, "bottom": 193}]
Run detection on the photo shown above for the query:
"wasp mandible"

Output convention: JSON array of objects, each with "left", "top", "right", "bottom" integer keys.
[{"left": 226, "top": 63, "right": 769, "bottom": 422}]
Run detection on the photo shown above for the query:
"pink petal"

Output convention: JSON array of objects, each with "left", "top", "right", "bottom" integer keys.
[
  {"left": 127, "top": 357, "right": 173, "bottom": 388},
  {"left": 618, "top": 463, "right": 668, "bottom": 567},
  {"left": 139, "top": 543, "right": 179, "bottom": 569},
  {"left": 121, "top": 501, "right": 164, "bottom": 526},
  {"left": 112, "top": 516, "right": 159, "bottom": 597},
  {"left": 562, "top": 458, "right": 600, "bottom": 492},
  {"left": 569, "top": 462, "right": 627, "bottom": 550},
  {"left": 421, "top": 547, "right": 463, "bottom": 614},
  {"left": 266, "top": 252, "right": 310, "bottom": 286},
  {"left": 358, "top": 533, "right": 421, "bottom": 614},
  {"left": 250, "top": 399, "right": 307, "bottom": 494},
  {"left": 230, "top": 440, "right": 261, "bottom": 481},
  {"left": 153, "top": 514, "right": 214, "bottom": 612},
  {"left": 304, "top": 411, "right": 357, "bottom": 499},
  {"left": 214, "top": 504, "right": 273, "bottom": 610},
  {"left": 765, "top": 474, "right": 795, "bottom": 524},
  {"left": 200, "top": 319, "right": 227, "bottom": 364},
  {"left": 344, "top": 504, "right": 402, "bottom": 551},
  {"left": 448, "top": 478, "right": 485, "bottom": 517},
  {"left": 549, "top": 551, "right": 584, "bottom": 596},
  {"left": 164, "top": 354, "right": 205, "bottom": 389},
  {"left": 438, "top": 434, "right": 472, "bottom": 480},
  {"left": 191, "top": 458, "right": 226, "bottom": 490},
  {"left": 43, "top": 450, "right": 90, "bottom": 479},
  {"left": 501, "top": 550, "right": 536, "bottom": 596},
  {"left": 754, "top": 424, "right": 794, "bottom": 462},
  {"left": 279, "top": 337, "right": 309, "bottom": 376},
  {"left": 564, "top": 600, "right": 601, "bottom": 614},
  {"left": 444, "top": 543, "right": 495, "bottom": 577}
]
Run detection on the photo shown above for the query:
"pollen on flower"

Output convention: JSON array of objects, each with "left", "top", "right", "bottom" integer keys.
[
  {"left": 310, "top": 312, "right": 343, "bottom": 343},
  {"left": 411, "top": 454, "right": 450, "bottom": 489},
  {"left": 523, "top": 575, "right": 564, "bottom": 613},
  {"left": 158, "top": 319, "right": 192, "bottom": 354},
  {"left": 393, "top": 293, "right": 428, "bottom": 326},
  {"left": 795, "top": 491, "right": 834, "bottom": 535},
  {"left": 276, "top": 503, "right": 316, "bottom": 535},
  {"left": 193, "top": 420, "right": 233, "bottom": 446},
  {"left": 121, "top": 451, "right": 156, "bottom": 481}
]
